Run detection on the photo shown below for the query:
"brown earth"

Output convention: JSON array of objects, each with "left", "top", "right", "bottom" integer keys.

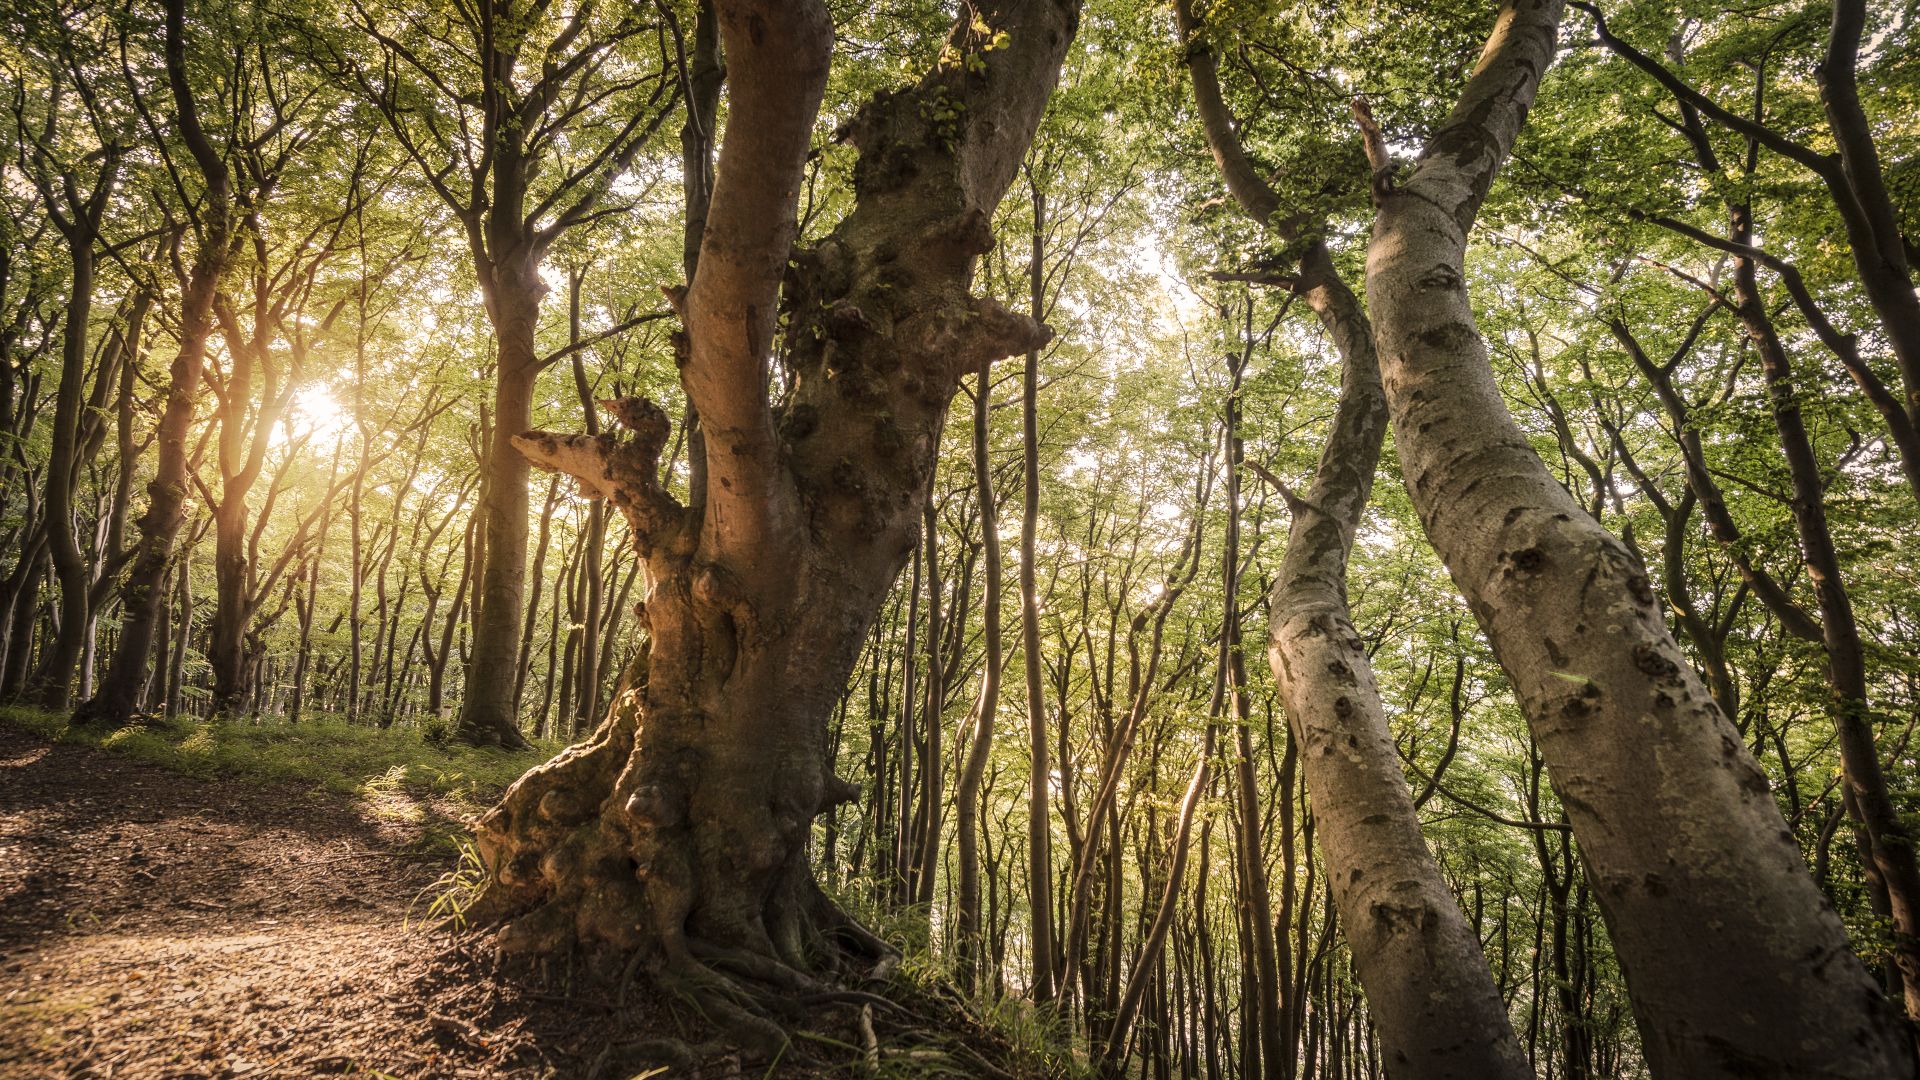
[
  {"left": 0, "top": 725, "right": 1042, "bottom": 1080},
  {"left": 0, "top": 726, "right": 699, "bottom": 1079}
]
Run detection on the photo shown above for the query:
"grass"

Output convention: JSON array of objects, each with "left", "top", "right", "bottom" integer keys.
[
  {"left": 822, "top": 876, "right": 1091, "bottom": 1078},
  {"left": 0, "top": 705, "right": 559, "bottom": 825},
  {"left": 3, "top": 706, "right": 1086, "bottom": 1074}
]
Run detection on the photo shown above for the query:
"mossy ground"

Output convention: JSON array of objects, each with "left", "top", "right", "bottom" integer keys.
[{"left": 0, "top": 706, "right": 559, "bottom": 837}]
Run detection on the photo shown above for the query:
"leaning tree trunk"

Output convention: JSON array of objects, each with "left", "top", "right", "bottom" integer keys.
[
  {"left": 1365, "top": 0, "right": 1912, "bottom": 1074},
  {"left": 1265, "top": 244, "right": 1530, "bottom": 1080},
  {"left": 1174, "top": 1, "right": 1527, "bottom": 1069},
  {"left": 467, "top": 0, "right": 1078, "bottom": 1058},
  {"left": 28, "top": 199, "right": 106, "bottom": 709}
]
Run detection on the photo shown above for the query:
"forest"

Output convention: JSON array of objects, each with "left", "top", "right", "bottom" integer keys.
[{"left": 1, "top": 0, "right": 1917, "bottom": 1076}]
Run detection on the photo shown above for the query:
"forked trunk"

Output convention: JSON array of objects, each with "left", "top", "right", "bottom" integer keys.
[
  {"left": 468, "top": 0, "right": 1077, "bottom": 1058},
  {"left": 1173, "top": 0, "right": 1525, "bottom": 1065}
]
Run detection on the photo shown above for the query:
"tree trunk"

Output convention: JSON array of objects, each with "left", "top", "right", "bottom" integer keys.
[
  {"left": 27, "top": 222, "right": 100, "bottom": 709},
  {"left": 164, "top": 535, "right": 196, "bottom": 718},
  {"left": 455, "top": 269, "right": 540, "bottom": 748},
  {"left": 471, "top": 0, "right": 1076, "bottom": 1058},
  {"left": 515, "top": 475, "right": 561, "bottom": 710},
  {"left": 1020, "top": 184, "right": 1057, "bottom": 1003},
  {"left": 1175, "top": 1, "right": 1524, "bottom": 1068},
  {"left": 1262, "top": 245, "right": 1529, "bottom": 1080},
  {"left": 206, "top": 494, "right": 252, "bottom": 716},
  {"left": 955, "top": 353, "right": 1004, "bottom": 994},
  {"left": 1815, "top": 0, "right": 1920, "bottom": 422},
  {"left": 1365, "top": 1, "right": 1911, "bottom": 1073},
  {"left": 1102, "top": 717, "right": 1217, "bottom": 1075},
  {"left": 568, "top": 277, "right": 609, "bottom": 731},
  {"left": 1219, "top": 344, "right": 1288, "bottom": 1080},
  {"left": 909, "top": 498, "right": 943, "bottom": 908},
  {"left": 77, "top": 0, "right": 232, "bottom": 728},
  {"left": 27, "top": 151, "right": 122, "bottom": 709}
]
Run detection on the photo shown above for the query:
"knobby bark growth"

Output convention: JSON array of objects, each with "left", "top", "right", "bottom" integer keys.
[
  {"left": 1366, "top": 0, "right": 1912, "bottom": 1073},
  {"left": 468, "top": 0, "right": 1080, "bottom": 1057}
]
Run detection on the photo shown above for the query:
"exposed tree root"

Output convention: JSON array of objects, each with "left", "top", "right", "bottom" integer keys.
[{"left": 461, "top": 669, "right": 932, "bottom": 1069}]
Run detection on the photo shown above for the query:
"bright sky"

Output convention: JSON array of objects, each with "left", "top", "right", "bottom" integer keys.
[{"left": 283, "top": 384, "right": 351, "bottom": 446}]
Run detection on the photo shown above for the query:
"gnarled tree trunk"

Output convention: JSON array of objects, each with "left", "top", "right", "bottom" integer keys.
[{"left": 468, "top": 0, "right": 1079, "bottom": 1056}]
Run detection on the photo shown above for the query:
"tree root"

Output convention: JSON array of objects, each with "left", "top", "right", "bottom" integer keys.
[{"left": 653, "top": 950, "right": 795, "bottom": 1064}]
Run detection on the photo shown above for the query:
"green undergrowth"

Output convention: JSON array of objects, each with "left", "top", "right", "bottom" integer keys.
[
  {"left": 824, "top": 879, "right": 1090, "bottom": 1078},
  {"left": 0, "top": 705, "right": 558, "bottom": 844}
]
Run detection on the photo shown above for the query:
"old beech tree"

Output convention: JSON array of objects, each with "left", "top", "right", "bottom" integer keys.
[{"left": 467, "top": 0, "right": 1080, "bottom": 1045}]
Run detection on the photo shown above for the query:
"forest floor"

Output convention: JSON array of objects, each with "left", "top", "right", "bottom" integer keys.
[{"left": 0, "top": 721, "right": 697, "bottom": 1079}]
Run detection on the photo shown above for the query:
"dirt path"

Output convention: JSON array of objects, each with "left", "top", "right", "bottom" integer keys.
[{"left": 0, "top": 727, "right": 668, "bottom": 1079}]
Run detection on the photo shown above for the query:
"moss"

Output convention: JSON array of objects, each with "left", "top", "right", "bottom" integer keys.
[{"left": 0, "top": 705, "right": 558, "bottom": 820}]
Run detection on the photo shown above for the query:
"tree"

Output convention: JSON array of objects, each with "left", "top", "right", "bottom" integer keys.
[
  {"left": 346, "top": 0, "right": 679, "bottom": 746},
  {"left": 467, "top": 0, "right": 1080, "bottom": 1054},
  {"left": 1364, "top": 0, "right": 1911, "bottom": 1072},
  {"left": 79, "top": 0, "right": 246, "bottom": 728},
  {"left": 11, "top": 1, "right": 125, "bottom": 709},
  {"left": 1177, "top": 0, "right": 1530, "bottom": 1071}
]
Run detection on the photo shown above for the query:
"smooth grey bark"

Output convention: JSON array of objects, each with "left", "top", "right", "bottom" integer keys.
[
  {"left": 1177, "top": 1, "right": 1528, "bottom": 1073},
  {"left": 1366, "top": 1, "right": 1911, "bottom": 1074},
  {"left": 1262, "top": 264, "right": 1530, "bottom": 1079}
]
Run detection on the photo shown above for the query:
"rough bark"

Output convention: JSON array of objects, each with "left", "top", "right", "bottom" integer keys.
[
  {"left": 1367, "top": 1, "right": 1911, "bottom": 1074},
  {"left": 469, "top": 0, "right": 1078, "bottom": 1056}
]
